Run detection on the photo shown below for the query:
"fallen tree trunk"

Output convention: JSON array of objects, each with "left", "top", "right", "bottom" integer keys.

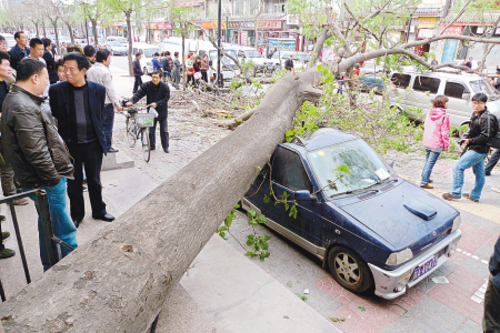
[{"left": 0, "top": 69, "right": 321, "bottom": 332}]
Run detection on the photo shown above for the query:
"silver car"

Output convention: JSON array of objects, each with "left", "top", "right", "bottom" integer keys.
[{"left": 388, "top": 70, "right": 500, "bottom": 128}]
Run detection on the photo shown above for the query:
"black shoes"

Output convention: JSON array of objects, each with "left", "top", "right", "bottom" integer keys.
[
  {"left": 108, "top": 147, "right": 119, "bottom": 153},
  {"left": 0, "top": 248, "right": 15, "bottom": 259},
  {"left": 485, "top": 172, "right": 491, "bottom": 176},
  {"left": 92, "top": 213, "right": 115, "bottom": 222},
  {"left": 164, "top": 148, "right": 169, "bottom": 153},
  {"left": 73, "top": 219, "right": 82, "bottom": 228},
  {"left": 2, "top": 232, "right": 9, "bottom": 240}
]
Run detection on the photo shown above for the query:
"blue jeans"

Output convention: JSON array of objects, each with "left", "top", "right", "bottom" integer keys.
[
  {"left": 23, "top": 177, "right": 78, "bottom": 271},
  {"left": 421, "top": 150, "right": 441, "bottom": 186},
  {"left": 451, "top": 150, "right": 488, "bottom": 200}
]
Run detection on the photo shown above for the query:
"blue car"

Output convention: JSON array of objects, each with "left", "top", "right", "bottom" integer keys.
[{"left": 242, "top": 128, "right": 461, "bottom": 299}]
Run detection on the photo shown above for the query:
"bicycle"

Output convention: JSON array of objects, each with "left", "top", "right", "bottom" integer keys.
[{"left": 123, "top": 103, "right": 154, "bottom": 162}]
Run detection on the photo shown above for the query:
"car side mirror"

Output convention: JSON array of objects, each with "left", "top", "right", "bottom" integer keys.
[
  {"left": 295, "top": 190, "right": 313, "bottom": 201},
  {"left": 462, "top": 92, "right": 471, "bottom": 100}
]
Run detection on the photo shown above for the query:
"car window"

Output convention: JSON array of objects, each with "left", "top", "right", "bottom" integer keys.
[
  {"left": 308, "top": 139, "right": 392, "bottom": 197},
  {"left": 246, "top": 50, "right": 261, "bottom": 58},
  {"left": 413, "top": 76, "right": 440, "bottom": 94},
  {"left": 271, "top": 147, "right": 312, "bottom": 192},
  {"left": 390, "top": 73, "right": 411, "bottom": 89},
  {"left": 471, "top": 79, "right": 496, "bottom": 95},
  {"left": 238, "top": 50, "right": 245, "bottom": 57},
  {"left": 143, "top": 48, "right": 159, "bottom": 58},
  {"left": 444, "top": 82, "right": 469, "bottom": 99}
]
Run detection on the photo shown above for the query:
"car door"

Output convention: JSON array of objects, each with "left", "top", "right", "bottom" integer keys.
[
  {"left": 266, "top": 146, "right": 324, "bottom": 246},
  {"left": 443, "top": 80, "right": 472, "bottom": 127},
  {"left": 389, "top": 73, "right": 411, "bottom": 111},
  {"left": 410, "top": 75, "right": 441, "bottom": 120}
]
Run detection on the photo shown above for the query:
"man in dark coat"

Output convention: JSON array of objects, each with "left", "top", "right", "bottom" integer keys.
[
  {"left": 132, "top": 52, "right": 143, "bottom": 93},
  {"left": 8, "top": 31, "right": 30, "bottom": 71},
  {"left": 49, "top": 52, "right": 115, "bottom": 227},
  {"left": 128, "top": 70, "right": 170, "bottom": 152},
  {"left": 483, "top": 236, "right": 500, "bottom": 332},
  {"left": 42, "top": 38, "right": 58, "bottom": 84}
]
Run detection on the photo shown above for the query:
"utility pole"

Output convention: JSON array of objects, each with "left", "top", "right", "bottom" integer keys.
[{"left": 217, "top": 0, "right": 222, "bottom": 87}]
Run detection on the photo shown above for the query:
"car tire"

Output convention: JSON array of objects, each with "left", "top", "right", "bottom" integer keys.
[{"left": 328, "top": 246, "right": 373, "bottom": 294}]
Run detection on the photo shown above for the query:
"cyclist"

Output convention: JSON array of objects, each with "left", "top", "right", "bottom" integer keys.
[{"left": 127, "top": 70, "right": 171, "bottom": 153}]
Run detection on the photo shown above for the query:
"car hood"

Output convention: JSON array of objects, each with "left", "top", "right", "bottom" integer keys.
[
  {"left": 250, "top": 58, "right": 270, "bottom": 65},
  {"left": 334, "top": 179, "right": 458, "bottom": 256}
]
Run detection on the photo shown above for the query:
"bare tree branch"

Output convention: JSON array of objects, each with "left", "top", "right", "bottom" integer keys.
[{"left": 440, "top": 0, "right": 473, "bottom": 35}]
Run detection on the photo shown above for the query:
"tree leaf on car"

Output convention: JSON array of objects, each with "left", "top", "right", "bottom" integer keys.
[{"left": 289, "top": 204, "right": 298, "bottom": 219}]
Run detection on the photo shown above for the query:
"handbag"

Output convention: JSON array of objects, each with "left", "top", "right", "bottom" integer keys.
[
  {"left": 187, "top": 68, "right": 194, "bottom": 76},
  {"left": 194, "top": 72, "right": 202, "bottom": 80}
]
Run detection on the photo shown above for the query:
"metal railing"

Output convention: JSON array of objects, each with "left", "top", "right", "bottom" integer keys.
[{"left": 0, "top": 189, "right": 74, "bottom": 302}]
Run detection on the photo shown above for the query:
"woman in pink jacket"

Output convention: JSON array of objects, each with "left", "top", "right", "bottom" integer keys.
[{"left": 420, "top": 95, "right": 450, "bottom": 189}]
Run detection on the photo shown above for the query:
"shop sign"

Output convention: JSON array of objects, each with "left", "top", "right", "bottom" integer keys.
[
  {"left": 257, "top": 20, "right": 282, "bottom": 29},
  {"left": 418, "top": 17, "right": 436, "bottom": 29},
  {"left": 157, "top": 23, "right": 166, "bottom": 30},
  {"left": 240, "top": 21, "right": 255, "bottom": 29},
  {"left": 201, "top": 21, "right": 227, "bottom": 29},
  {"left": 442, "top": 24, "right": 462, "bottom": 35},
  {"left": 228, "top": 21, "right": 240, "bottom": 29}
]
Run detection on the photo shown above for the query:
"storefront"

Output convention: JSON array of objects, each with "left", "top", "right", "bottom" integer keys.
[{"left": 415, "top": 17, "right": 437, "bottom": 56}]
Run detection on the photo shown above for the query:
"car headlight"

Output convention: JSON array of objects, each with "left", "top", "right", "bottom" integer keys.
[
  {"left": 385, "top": 248, "right": 413, "bottom": 266},
  {"left": 451, "top": 215, "right": 461, "bottom": 233}
]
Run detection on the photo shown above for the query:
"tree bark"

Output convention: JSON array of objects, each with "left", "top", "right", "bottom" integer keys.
[
  {"left": 0, "top": 68, "right": 322, "bottom": 332},
  {"left": 308, "top": 27, "right": 331, "bottom": 68},
  {"left": 126, "top": 13, "right": 133, "bottom": 77}
]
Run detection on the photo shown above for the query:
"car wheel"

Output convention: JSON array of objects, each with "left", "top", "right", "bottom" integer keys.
[{"left": 328, "top": 246, "right": 373, "bottom": 293}]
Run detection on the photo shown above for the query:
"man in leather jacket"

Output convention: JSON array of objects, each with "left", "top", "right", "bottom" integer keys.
[{"left": 1, "top": 58, "right": 78, "bottom": 271}]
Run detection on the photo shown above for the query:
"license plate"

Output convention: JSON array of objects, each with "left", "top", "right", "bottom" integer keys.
[
  {"left": 412, "top": 254, "right": 438, "bottom": 281},
  {"left": 268, "top": 66, "right": 273, "bottom": 70}
]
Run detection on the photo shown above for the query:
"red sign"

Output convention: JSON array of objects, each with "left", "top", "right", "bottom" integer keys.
[
  {"left": 157, "top": 23, "right": 166, "bottom": 29},
  {"left": 442, "top": 25, "right": 462, "bottom": 36},
  {"left": 257, "top": 21, "right": 282, "bottom": 29}
]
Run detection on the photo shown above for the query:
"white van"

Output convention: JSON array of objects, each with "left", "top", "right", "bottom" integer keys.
[
  {"left": 225, "top": 43, "right": 274, "bottom": 76},
  {"left": 132, "top": 43, "right": 160, "bottom": 75},
  {"left": 159, "top": 37, "right": 196, "bottom": 56}
]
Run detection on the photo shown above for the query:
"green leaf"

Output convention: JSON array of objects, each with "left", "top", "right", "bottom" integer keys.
[
  {"left": 294, "top": 293, "right": 308, "bottom": 302},
  {"left": 358, "top": 306, "right": 366, "bottom": 312},
  {"left": 257, "top": 215, "right": 267, "bottom": 224},
  {"left": 247, "top": 234, "right": 255, "bottom": 241},
  {"left": 245, "top": 251, "right": 257, "bottom": 257},
  {"left": 263, "top": 194, "right": 271, "bottom": 204},
  {"left": 219, "top": 226, "right": 228, "bottom": 231},
  {"left": 335, "top": 165, "right": 351, "bottom": 174},
  {"left": 247, "top": 210, "right": 256, "bottom": 218},
  {"left": 330, "top": 317, "right": 346, "bottom": 323},
  {"left": 262, "top": 235, "right": 271, "bottom": 241},
  {"left": 289, "top": 205, "right": 298, "bottom": 219},
  {"left": 262, "top": 242, "right": 269, "bottom": 251},
  {"left": 219, "top": 231, "right": 227, "bottom": 240},
  {"left": 246, "top": 239, "right": 254, "bottom": 247}
]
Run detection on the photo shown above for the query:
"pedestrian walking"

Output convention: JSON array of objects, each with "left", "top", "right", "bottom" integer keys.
[
  {"left": 28, "top": 38, "right": 45, "bottom": 64},
  {"left": 193, "top": 55, "right": 201, "bottom": 86},
  {"left": 485, "top": 149, "right": 500, "bottom": 176},
  {"left": 60, "top": 42, "right": 68, "bottom": 57},
  {"left": 201, "top": 54, "right": 209, "bottom": 83},
  {"left": 2, "top": 58, "right": 78, "bottom": 270},
  {"left": 8, "top": 31, "right": 29, "bottom": 71},
  {"left": 167, "top": 51, "right": 173, "bottom": 76},
  {"left": 431, "top": 57, "right": 438, "bottom": 66},
  {"left": 161, "top": 51, "right": 171, "bottom": 82},
  {"left": 128, "top": 70, "right": 170, "bottom": 153},
  {"left": 285, "top": 54, "right": 294, "bottom": 71},
  {"left": 83, "top": 45, "right": 96, "bottom": 67},
  {"left": 49, "top": 52, "right": 115, "bottom": 228},
  {"left": 42, "top": 38, "right": 58, "bottom": 84},
  {"left": 152, "top": 52, "right": 161, "bottom": 72},
  {"left": 186, "top": 54, "right": 194, "bottom": 86},
  {"left": 132, "top": 52, "right": 143, "bottom": 93},
  {"left": 442, "top": 93, "right": 497, "bottom": 202},
  {"left": 420, "top": 95, "right": 450, "bottom": 189},
  {"left": 86, "top": 49, "right": 122, "bottom": 153},
  {"left": 483, "top": 236, "right": 500, "bottom": 332},
  {"left": 173, "top": 51, "right": 181, "bottom": 87}
]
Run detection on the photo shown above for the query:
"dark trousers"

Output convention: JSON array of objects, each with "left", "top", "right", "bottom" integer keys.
[
  {"left": 133, "top": 75, "right": 143, "bottom": 93},
  {"left": 485, "top": 149, "right": 500, "bottom": 174},
  {"left": 102, "top": 103, "right": 114, "bottom": 152},
  {"left": 201, "top": 71, "right": 208, "bottom": 82},
  {"left": 149, "top": 117, "right": 169, "bottom": 150},
  {"left": 483, "top": 281, "right": 500, "bottom": 333},
  {"left": 67, "top": 141, "right": 106, "bottom": 222}
]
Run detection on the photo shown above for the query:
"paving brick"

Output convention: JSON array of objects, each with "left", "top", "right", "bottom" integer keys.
[
  {"left": 461, "top": 257, "right": 490, "bottom": 279},
  {"left": 459, "top": 224, "right": 494, "bottom": 254}
]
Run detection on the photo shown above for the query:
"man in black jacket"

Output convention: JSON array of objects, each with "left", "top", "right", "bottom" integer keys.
[
  {"left": 284, "top": 54, "right": 294, "bottom": 71},
  {"left": 49, "top": 52, "right": 115, "bottom": 227},
  {"left": 443, "top": 93, "right": 496, "bottom": 202},
  {"left": 2, "top": 58, "right": 78, "bottom": 270},
  {"left": 132, "top": 52, "right": 143, "bottom": 93},
  {"left": 128, "top": 71, "right": 170, "bottom": 152},
  {"left": 8, "top": 31, "right": 30, "bottom": 71},
  {"left": 484, "top": 236, "right": 500, "bottom": 332}
]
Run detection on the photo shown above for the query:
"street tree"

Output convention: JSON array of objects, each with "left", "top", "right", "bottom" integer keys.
[
  {"left": 104, "top": 0, "right": 143, "bottom": 76},
  {"left": 171, "top": 6, "right": 198, "bottom": 88},
  {"left": 60, "top": 3, "right": 83, "bottom": 45},
  {"left": 76, "top": 0, "right": 110, "bottom": 47}
]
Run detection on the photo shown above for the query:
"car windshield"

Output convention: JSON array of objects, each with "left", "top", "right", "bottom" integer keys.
[
  {"left": 209, "top": 50, "right": 237, "bottom": 64},
  {"left": 144, "top": 48, "right": 159, "bottom": 57},
  {"left": 299, "top": 53, "right": 309, "bottom": 61},
  {"left": 110, "top": 42, "right": 122, "bottom": 47},
  {"left": 307, "top": 139, "right": 392, "bottom": 197},
  {"left": 470, "top": 80, "right": 496, "bottom": 95},
  {"left": 245, "top": 50, "right": 261, "bottom": 58}
]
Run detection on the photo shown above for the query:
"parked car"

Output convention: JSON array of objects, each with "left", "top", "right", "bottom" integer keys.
[
  {"left": 388, "top": 70, "right": 500, "bottom": 128},
  {"left": 242, "top": 128, "right": 462, "bottom": 300},
  {"left": 108, "top": 41, "right": 128, "bottom": 56},
  {"left": 269, "top": 51, "right": 307, "bottom": 71},
  {"left": 226, "top": 44, "right": 275, "bottom": 76}
]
